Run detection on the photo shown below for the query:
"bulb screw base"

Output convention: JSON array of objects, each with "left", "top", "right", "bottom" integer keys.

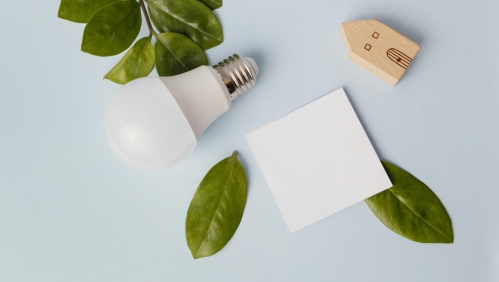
[{"left": 213, "top": 54, "right": 257, "bottom": 101}]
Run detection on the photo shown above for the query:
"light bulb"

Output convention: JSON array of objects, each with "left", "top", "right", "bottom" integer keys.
[{"left": 105, "top": 54, "right": 259, "bottom": 170}]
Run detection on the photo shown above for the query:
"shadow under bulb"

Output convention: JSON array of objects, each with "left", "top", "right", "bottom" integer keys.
[{"left": 105, "top": 54, "right": 259, "bottom": 170}]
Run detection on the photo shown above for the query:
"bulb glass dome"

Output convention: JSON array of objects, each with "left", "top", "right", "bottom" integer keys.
[{"left": 105, "top": 77, "right": 197, "bottom": 170}]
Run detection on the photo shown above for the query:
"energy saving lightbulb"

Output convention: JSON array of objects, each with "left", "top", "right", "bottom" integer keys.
[{"left": 105, "top": 54, "right": 258, "bottom": 170}]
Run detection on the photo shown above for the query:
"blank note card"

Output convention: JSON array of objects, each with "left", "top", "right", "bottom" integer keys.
[{"left": 246, "top": 88, "right": 392, "bottom": 232}]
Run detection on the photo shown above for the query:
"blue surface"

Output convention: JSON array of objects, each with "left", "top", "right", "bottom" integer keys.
[{"left": 1, "top": 0, "right": 498, "bottom": 281}]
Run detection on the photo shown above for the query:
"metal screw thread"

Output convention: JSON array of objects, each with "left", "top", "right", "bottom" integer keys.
[{"left": 213, "top": 54, "right": 257, "bottom": 101}]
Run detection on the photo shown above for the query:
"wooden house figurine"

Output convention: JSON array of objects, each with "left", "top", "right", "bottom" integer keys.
[{"left": 341, "top": 19, "right": 420, "bottom": 85}]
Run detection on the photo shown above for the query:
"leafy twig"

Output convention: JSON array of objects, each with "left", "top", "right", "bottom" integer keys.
[{"left": 139, "top": 0, "right": 157, "bottom": 39}]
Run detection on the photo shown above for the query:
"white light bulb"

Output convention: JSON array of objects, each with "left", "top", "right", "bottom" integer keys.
[{"left": 105, "top": 55, "right": 259, "bottom": 170}]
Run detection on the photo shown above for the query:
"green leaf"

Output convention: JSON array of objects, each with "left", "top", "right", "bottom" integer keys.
[
  {"left": 186, "top": 151, "right": 247, "bottom": 259},
  {"left": 58, "top": 0, "right": 122, "bottom": 23},
  {"left": 146, "top": 0, "right": 223, "bottom": 50},
  {"left": 104, "top": 37, "right": 155, "bottom": 84},
  {"left": 365, "top": 161, "right": 454, "bottom": 243},
  {"left": 81, "top": 0, "right": 141, "bottom": 57},
  {"left": 198, "top": 0, "right": 222, "bottom": 10},
  {"left": 155, "top": 32, "right": 208, "bottom": 76}
]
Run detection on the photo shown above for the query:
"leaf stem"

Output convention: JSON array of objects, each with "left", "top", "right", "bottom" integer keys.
[{"left": 139, "top": 0, "right": 157, "bottom": 38}]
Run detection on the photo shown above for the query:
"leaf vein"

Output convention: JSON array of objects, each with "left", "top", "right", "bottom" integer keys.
[
  {"left": 88, "top": 5, "right": 140, "bottom": 45},
  {"left": 387, "top": 189, "right": 451, "bottom": 242},
  {"left": 146, "top": 1, "right": 222, "bottom": 41},
  {"left": 157, "top": 36, "right": 188, "bottom": 70},
  {"left": 195, "top": 163, "right": 236, "bottom": 257},
  {"left": 60, "top": 0, "right": 90, "bottom": 15},
  {"left": 206, "top": 0, "right": 221, "bottom": 6},
  {"left": 108, "top": 40, "right": 150, "bottom": 78}
]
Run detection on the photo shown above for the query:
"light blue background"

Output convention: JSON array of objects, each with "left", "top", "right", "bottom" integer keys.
[{"left": 1, "top": 0, "right": 498, "bottom": 281}]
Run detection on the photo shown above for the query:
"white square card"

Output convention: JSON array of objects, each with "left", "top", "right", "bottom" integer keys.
[{"left": 246, "top": 88, "right": 392, "bottom": 232}]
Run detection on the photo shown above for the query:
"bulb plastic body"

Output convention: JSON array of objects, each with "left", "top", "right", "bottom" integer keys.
[{"left": 105, "top": 56, "right": 258, "bottom": 170}]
